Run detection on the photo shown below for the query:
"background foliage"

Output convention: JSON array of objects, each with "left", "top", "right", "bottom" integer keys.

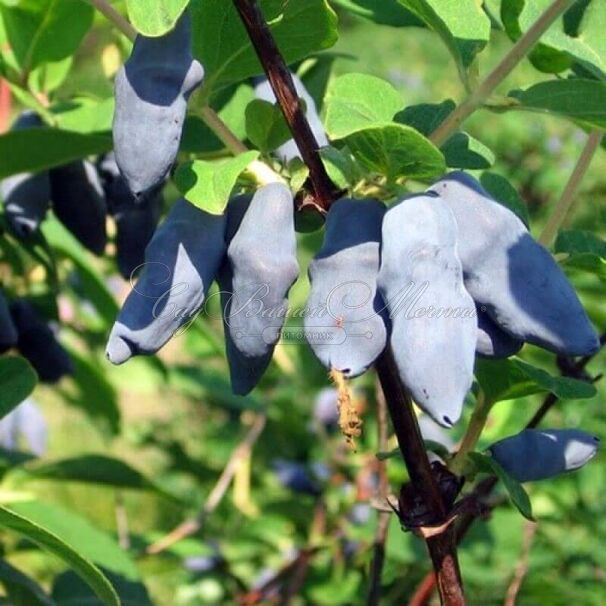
[{"left": 0, "top": 0, "right": 604, "bottom": 604}]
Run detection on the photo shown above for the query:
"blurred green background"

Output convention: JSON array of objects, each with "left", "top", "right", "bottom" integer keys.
[{"left": 1, "top": 4, "right": 605, "bottom": 606}]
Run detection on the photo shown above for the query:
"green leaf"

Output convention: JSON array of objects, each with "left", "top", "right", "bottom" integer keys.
[
  {"left": 53, "top": 570, "right": 152, "bottom": 606},
  {"left": 0, "top": 0, "right": 93, "bottom": 74},
  {"left": 441, "top": 132, "right": 494, "bottom": 170},
  {"left": 504, "top": 0, "right": 606, "bottom": 80},
  {"left": 0, "top": 560, "right": 53, "bottom": 606},
  {"left": 0, "top": 504, "right": 120, "bottom": 606},
  {"left": 0, "top": 128, "right": 112, "bottom": 179},
  {"left": 180, "top": 115, "right": 223, "bottom": 155},
  {"left": 51, "top": 98, "right": 115, "bottom": 134},
  {"left": 24, "top": 454, "right": 180, "bottom": 502},
  {"left": 560, "top": 254, "right": 606, "bottom": 282},
  {"left": 397, "top": 0, "right": 490, "bottom": 83},
  {"left": 0, "top": 357, "right": 37, "bottom": 419},
  {"left": 515, "top": 359, "right": 597, "bottom": 400},
  {"left": 475, "top": 358, "right": 597, "bottom": 404},
  {"left": 394, "top": 100, "right": 492, "bottom": 169},
  {"left": 192, "top": 0, "right": 338, "bottom": 93},
  {"left": 480, "top": 172, "right": 530, "bottom": 227},
  {"left": 555, "top": 229, "right": 606, "bottom": 281},
  {"left": 217, "top": 83, "right": 256, "bottom": 142},
  {"left": 182, "top": 86, "right": 255, "bottom": 154},
  {"left": 174, "top": 151, "right": 260, "bottom": 215},
  {"left": 324, "top": 73, "right": 402, "bottom": 139},
  {"left": 29, "top": 56, "right": 73, "bottom": 96},
  {"left": 59, "top": 348, "right": 121, "bottom": 436},
  {"left": 510, "top": 79, "right": 606, "bottom": 130},
  {"left": 395, "top": 99, "right": 455, "bottom": 136},
  {"left": 9, "top": 501, "right": 139, "bottom": 582},
  {"left": 292, "top": 146, "right": 361, "bottom": 192},
  {"left": 245, "top": 100, "right": 291, "bottom": 154},
  {"left": 555, "top": 229, "right": 606, "bottom": 258},
  {"left": 320, "top": 146, "right": 363, "bottom": 190},
  {"left": 343, "top": 123, "right": 446, "bottom": 181},
  {"left": 4, "top": 224, "right": 59, "bottom": 290},
  {"left": 5, "top": 81, "right": 57, "bottom": 125},
  {"left": 501, "top": 0, "right": 572, "bottom": 75},
  {"left": 330, "top": 0, "right": 424, "bottom": 27},
  {"left": 42, "top": 219, "right": 119, "bottom": 327},
  {"left": 125, "top": 0, "right": 189, "bottom": 37},
  {"left": 468, "top": 451, "right": 534, "bottom": 521}
]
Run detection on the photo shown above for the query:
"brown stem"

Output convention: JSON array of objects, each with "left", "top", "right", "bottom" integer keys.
[
  {"left": 230, "top": 1, "right": 465, "bottom": 601},
  {"left": 409, "top": 573, "right": 438, "bottom": 606},
  {"left": 409, "top": 332, "right": 606, "bottom": 605},
  {"left": 231, "top": 0, "right": 339, "bottom": 211},
  {"left": 376, "top": 349, "right": 465, "bottom": 606},
  {"left": 237, "top": 548, "right": 320, "bottom": 606},
  {"left": 504, "top": 520, "right": 537, "bottom": 606}
]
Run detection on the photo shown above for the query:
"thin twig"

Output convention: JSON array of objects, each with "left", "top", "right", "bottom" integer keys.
[
  {"left": 231, "top": 0, "right": 339, "bottom": 211},
  {"left": 409, "top": 573, "right": 438, "bottom": 606},
  {"left": 115, "top": 492, "right": 130, "bottom": 550},
  {"left": 450, "top": 389, "right": 491, "bottom": 476},
  {"left": 147, "top": 413, "right": 267, "bottom": 555},
  {"left": 504, "top": 520, "right": 537, "bottom": 606},
  {"left": 199, "top": 106, "right": 249, "bottom": 155},
  {"left": 539, "top": 129, "right": 604, "bottom": 246},
  {"left": 367, "top": 384, "right": 391, "bottom": 606},
  {"left": 430, "top": 0, "right": 575, "bottom": 146},
  {"left": 237, "top": 548, "right": 320, "bottom": 606},
  {"left": 198, "top": 106, "right": 284, "bottom": 186},
  {"left": 85, "top": 0, "right": 137, "bottom": 41},
  {"left": 409, "top": 333, "right": 606, "bottom": 605}
]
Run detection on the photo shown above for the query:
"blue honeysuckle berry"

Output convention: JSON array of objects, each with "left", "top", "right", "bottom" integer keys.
[
  {"left": 488, "top": 428, "right": 600, "bottom": 482},
  {"left": 429, "top": 171, "right": 599, "bottom": 356},
  {"left": 378, "top": 193, "right": 477, "bottom": 428}
]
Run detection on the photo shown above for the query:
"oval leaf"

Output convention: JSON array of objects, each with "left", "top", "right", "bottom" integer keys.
[
  {"left": 475, "top": 358, "right": 597, "bottom": 404},
  {"left": 344, "top": 123, "right": 446, "bottom": 181},
  {"left": 24, "top": 454, "right": 180, "bottom": 502},
  {"left": 324, "top": 73, "right": 402, "bottom": 139},
  {"left": 125, "top": 0, "right": 189, "bottom": 37},
  {"left": 0, "top": 129, "right": 112, "bottom": 179},
  {"left": 468, "top": 451, "right": 534, "bottom": 521},
  {"left": 174, "top": 151, "right": 260, "bottom": 215},
  {"left": 397, "top": 0, "right": 490, "bottom": 84},
  {"left": 0, "top": 357, "right": 37, "bottom": 419},
  {"left": 0, "top": 505, "right": 119, "bottom": 606},
  {"left": 0, "top": 0, "right": 93, "bottom": 74},
  {"left": 511, "top": 79, "right": 606, "bottom": 130}
]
